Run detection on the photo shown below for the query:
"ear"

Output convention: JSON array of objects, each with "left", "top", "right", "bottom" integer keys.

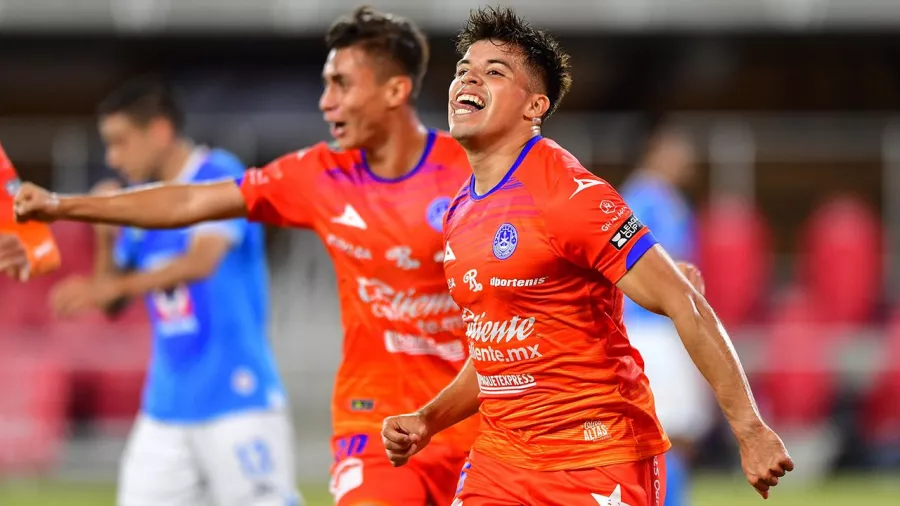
[
  {"left": 384, "top": 75, "right": 414, "bottom": 108},
  {"left": 524, "top": 94, "right": 551, "bottom": 123},
  {"left": 148, "top": 116, "right": 176, "bottom": 142}
]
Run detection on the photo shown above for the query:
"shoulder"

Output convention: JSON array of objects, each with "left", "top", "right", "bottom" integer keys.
[{"left": 516, "top": 137, "right": 613, "bottom": 208}]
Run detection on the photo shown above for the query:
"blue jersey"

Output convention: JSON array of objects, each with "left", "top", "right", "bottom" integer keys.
[
  {"left": 620, "top": 172, "right": 696, "bottom": 326},
  {"left": 114, "top": 148, "right": 285, "bottom": 423}
]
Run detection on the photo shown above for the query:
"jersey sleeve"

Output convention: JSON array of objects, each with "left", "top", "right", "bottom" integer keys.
[
  {"left": 235, "top": 146, "right": 321, "bottom": 228},
  {"left": 546, "top": 175, "right": 658, "bottom": 283},
  {"left": 113, "top": 228, "right": 140, "bottom": 271}
]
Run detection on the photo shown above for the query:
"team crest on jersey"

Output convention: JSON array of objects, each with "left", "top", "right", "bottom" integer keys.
[
  {"left": 492, "top": 223, "right": 518, "bottom": 260},
  {"left": 5, "top": 177, "right": 20, "bottom": 197},
  {"left": 426, "top": 196, "right": 451, "bottom": 232}
]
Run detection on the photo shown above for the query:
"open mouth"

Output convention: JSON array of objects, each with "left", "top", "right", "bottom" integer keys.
[
  {"left": 331, "top": 122, "right": 347, "bottom": 136},
  {"left": 454, "top": 93, "right": 485, "bottom": 115}
]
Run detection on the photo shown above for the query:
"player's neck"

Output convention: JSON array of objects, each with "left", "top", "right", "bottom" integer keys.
[
  {"left": 468, "top": 128, "right": 539, "bottom": 196},
  {"left": 158, "top": 138, "right": 196, "bottom": 182},
  {"left": 365, "top": 110, "right": 428, "bottom": 180}
]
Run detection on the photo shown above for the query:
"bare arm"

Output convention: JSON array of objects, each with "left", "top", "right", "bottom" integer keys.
[
  {"left": 114, "top": 234, "right": 231, "bottom": 297},
  {"left": 15, "top": 180, "right": 247, "bottom": 229},
  {"left": 51, "top": 234, "right": 232, "bottom": 318},
  {"left": 382, "top": 358, "right": 480, "bottom": 467},
  {"left": 617, "top": 245, "right": 762, "bottom": 433},
  {"left": 417, "top": 358, "right": 481, "bottom": 434}
]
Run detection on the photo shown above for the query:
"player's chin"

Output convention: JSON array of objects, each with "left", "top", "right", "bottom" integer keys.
[{"left": 448, "top": 121, "right": 478, "bottom": 141}]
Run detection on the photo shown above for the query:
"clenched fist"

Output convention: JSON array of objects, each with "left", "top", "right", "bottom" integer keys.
[
  {"left": 13, "top": 182, "right": 60, "bottom": 223},
  {"left": 737, "top": 423, "right": 794, "bottom": 499},
  {"left": 381, "top": 412, "right": 432, "bottom": 467}
]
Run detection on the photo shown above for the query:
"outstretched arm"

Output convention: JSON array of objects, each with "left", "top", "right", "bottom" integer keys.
[{"left": 14, "top": 180, "right": 246, "bottom": 229}]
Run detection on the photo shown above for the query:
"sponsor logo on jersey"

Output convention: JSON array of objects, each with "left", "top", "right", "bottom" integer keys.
[
  {"left": 385, "top": 246, "right": 421, "bottom": 270},
  {"left": 463, "top": 269, "right": 482, "bottom": 292},
  {"left": 489, "top": 276, "right": 547, "bottom": 288},
  {"left": 326, "top": 234, "right": 372, "bottom": 260}
]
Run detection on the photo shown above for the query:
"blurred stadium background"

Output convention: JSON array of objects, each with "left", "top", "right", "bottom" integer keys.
[{"left": 2, "top": 0, "right": 900, "bottom": 504}]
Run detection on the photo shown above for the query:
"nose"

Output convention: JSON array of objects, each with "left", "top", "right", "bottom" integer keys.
[
  {"left": 463, "top": 70, "right": 483, "bottom": 86},
  {"left": 319, "top": 85, "right": 337, "bottom": 112}
]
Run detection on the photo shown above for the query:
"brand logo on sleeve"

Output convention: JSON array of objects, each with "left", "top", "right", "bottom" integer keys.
[{"left": 610, "top": 214, "right": 643, "bottom": 250}]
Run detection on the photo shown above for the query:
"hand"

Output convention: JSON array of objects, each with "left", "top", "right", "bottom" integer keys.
[
  {"left": 14, "top": 182, "right": 60, "bottom": 223},
  {"left": 381, "top": 412, "right": 432, "bottom": 467},
  {"left": 736, "top": 423, "right": 794, "bottom": 499},
  {"left": 0, "top": 233, "right": 30, "bottom": 281},
  {"left": 676, "top": 261, "right": 705, "bottom": 295},
  {"left": 50, "top": 275, "right": 125, "bottom": 318}
]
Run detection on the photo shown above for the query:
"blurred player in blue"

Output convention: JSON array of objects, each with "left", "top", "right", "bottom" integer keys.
[
  {"left": 621, "top": 125, "right": 715, "bottom": 506},
  {"left": 48, "top": 78, "right": 300, "bottom": 506}
]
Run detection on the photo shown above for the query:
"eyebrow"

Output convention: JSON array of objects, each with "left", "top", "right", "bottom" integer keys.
[{"left": 456, "top": 58, "right": 514, "bottom": 71}]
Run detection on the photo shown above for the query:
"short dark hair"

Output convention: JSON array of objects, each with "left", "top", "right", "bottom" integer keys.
[
  {"left": 97, "top": 77, "right": 185, "bottom": 132},
  {"left": 456, "top": 6, "right": 572, "bottom": 119},
  {"left": 325, "top": 6, "right": 430, "bottom": 101}
]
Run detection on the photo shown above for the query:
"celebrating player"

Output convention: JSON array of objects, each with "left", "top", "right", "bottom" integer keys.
[
  {"left": 381, "top": 7, "right": 793, "bottom": 505},
  {"left": 12, "top": 7, "right": 477, "bottom": 506}
]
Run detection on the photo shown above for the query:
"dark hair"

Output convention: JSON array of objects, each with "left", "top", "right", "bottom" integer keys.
[
  {"left": 326, "top": 6, "right": 430, "bottom": 101},
  {"left": 456, "top": 6, "right": 572, "bottom": 119},
  {"left": 97, "top": 77, "right": 185, "bottom": 132}
]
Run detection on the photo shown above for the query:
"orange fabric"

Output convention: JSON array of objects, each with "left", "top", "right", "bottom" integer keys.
[
  {"left": 239, "top": 132, "right": 478, "bottom": 451},
  {"left": 0, "top": 143, "right": 60, "bottom": 277},
  {"left": 329, "top": 433, "right": 468, "bottom": 506},
  {"left": 443, "top": 137, "right": 669, "bottom": 471},
  {"left": 454, "top": 449, "right": 666, "bottom": 506}
]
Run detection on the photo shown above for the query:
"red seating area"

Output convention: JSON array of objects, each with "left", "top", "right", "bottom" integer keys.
[
  {"left": 696, "top": 194, "right": 889, "bottom": 433},
  {"left": 0, "top": 222, "right": 150, "bottom": 471}
]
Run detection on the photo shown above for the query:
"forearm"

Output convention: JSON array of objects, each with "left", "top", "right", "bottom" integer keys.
[
  {"left": 55, "top": 184, "right": 199, "bottom": 228},
  {"left": 115, "top": 258, "right": 209, "bottom": 298},
  {"left": 417, "top": 358, "right": 481, "bottom": 434},
  {"left": 669, "top": 295, "right": 763, "bottom": 434}
]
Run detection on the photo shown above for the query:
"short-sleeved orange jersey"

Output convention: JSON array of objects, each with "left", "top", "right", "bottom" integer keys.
[
  {"left": 238, "top": 129, "right": 478, "bottom": 450},
  {"left": 443, "top": 136, "right": 670, "bottom": 471}
]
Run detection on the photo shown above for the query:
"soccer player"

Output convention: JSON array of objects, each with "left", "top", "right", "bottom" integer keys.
[
  {"left": 381, "top": 7, "right": 793, "bottom": 505},
  {"left": 30, "top": 78, "right": 298, "bottom": 506},
  {"left": 620, "top": 126, "right": 712, "bottom": 506},
  {"left": 12, "top": 7, "right": 478, "bottom": 506}
]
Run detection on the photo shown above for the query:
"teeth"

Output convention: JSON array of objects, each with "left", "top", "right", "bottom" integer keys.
[
  {"left": 454, "top": 109, "right": 472, "bottom": 115},
  {"left": 457, "top": 93, "right": 485, "bottom": 108}
]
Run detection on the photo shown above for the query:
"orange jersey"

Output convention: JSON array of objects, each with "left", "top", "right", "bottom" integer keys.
[
  {"left": 0, "top": 143, "right": 60, "bottom": 277},
  {"left": 443, "top": 136, "right": 670, "bottom": 471},
  {"left": 238, "top": 129, "right": 478, "bottom": 450}
]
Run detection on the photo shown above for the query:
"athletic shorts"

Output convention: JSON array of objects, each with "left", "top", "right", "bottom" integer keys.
[
  {"left": 117, "top": 411, "right": 300, "bottom": 506},
  {"left": 329, "top": 432, "right": 468, "bottom": 506},
  {"left": 452, "top": 449, "right": 666, "bottom": 506}
]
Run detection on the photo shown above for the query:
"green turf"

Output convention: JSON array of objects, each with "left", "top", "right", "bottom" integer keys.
[{"left": 0, "top": 474, "right": 897, "bottom": 505}]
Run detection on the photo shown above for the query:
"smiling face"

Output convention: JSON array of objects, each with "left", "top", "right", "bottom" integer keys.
[{"left": 448, "top": 39, "right": 549, "bottom": 146}]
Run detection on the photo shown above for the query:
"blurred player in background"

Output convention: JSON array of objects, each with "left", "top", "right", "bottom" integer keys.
[
  {"left": 382, "top": 7, "right": 793, "bottom": 505},
  {"left": 12, "top": 7, "right": 478, "bottom": 506},
  {"left": 620, "top": 125, "right": 715, "bottom": 506},
  {"left": 5, "top": 79, "right": 299, "bottom": 506}
]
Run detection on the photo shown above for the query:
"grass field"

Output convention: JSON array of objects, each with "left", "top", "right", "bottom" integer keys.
[{"left": 1, "top": 474, "right": 898, "bottom": 505}]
